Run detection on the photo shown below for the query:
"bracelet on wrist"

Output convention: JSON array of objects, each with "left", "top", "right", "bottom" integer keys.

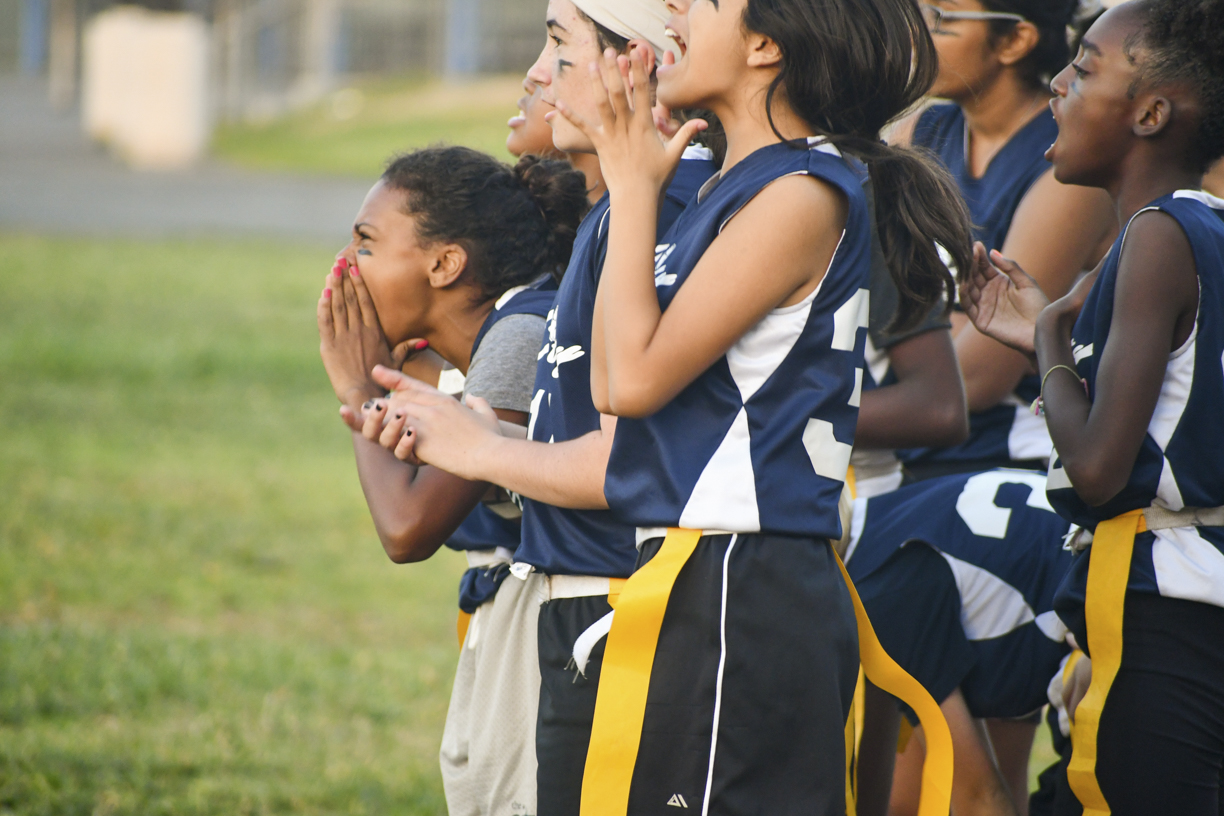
[{"left": 1030, "top": 364, "right": 1088, "bottom": 417}]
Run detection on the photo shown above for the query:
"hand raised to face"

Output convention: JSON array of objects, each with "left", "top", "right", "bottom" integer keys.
[
  {"left": 551, "top": 45, "right": 706, "bottom": 198},
  {"left": 960, "top": 242, "right": 1050, "bottom": 358},
  {"left": 316, "top": 258, "right": 428, "bottom": 411}
]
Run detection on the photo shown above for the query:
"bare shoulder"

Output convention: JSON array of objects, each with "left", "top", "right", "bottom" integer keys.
[
  {"left": 1119, "top": 208, "right": 1195, "bottom": 280},
  {"left": 1113, "top": 209, "right": 1199, "bottom": 327},
  {"left": 1005, "top": 168, "right": 1118, "bottom": 277},
  {"left": 729, "top": 172, "right": 848, "bottom": 244}
]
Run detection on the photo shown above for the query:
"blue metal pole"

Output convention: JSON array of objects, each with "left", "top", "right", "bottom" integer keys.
[
  {"left": 20, "top": 0, "right": 49, "bottom": 76},
  {"left": 444, "top": 0, "right": 481, "bottom": 77}
]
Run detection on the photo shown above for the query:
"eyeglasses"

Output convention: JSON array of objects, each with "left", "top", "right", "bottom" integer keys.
[{"left": 919, "top": 3, "right": 1026, "bottom": 34}]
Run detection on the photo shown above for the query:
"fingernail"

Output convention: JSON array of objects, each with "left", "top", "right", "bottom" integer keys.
[
  {"left": 393, "top": 412, "right": 403, "bottom": 420},
  {"left": 338, "top": 258, "right": 349, "bottom": 270},
  {"left": 362, "top": 399, "right": 374, "bottom": 410},
  {"left": 324, "top": 288, "right": 332, "bottom": 298},
  {"left": 414, "top": 340, "right": 428, "bottom": 350},
  {"left": 350, "top": 266, "right": 359, "bottom": 277}
]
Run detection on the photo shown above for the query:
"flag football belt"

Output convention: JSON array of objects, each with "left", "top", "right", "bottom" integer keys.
[
  {"left": 578, "top": 524, "right": 954, "bottom": 816},
  {"left": 455, "top": 547, "right": 516, "bottom": 647},
  {"left": 1068, "top": 504, "right": 1224, "bottom": 815},
  {"left": 542, "top": 572, "right": 629, "bottom": 679}
]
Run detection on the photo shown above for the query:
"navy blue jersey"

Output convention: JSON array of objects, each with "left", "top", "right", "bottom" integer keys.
[
  {"left": 1050, "top": 191, "right": 1224, "bottom": 616},
  {"left": 846, "top": 469, "right": 1073, "bottom": 715},
  {"left": 913, "top": 103, "right": 1057, "bottom": 252},
  {"left": 603, "top": 140, "right": 870, "bottom": 539},
  {"left": 516, "top": 155, "right": 718, "bottom": 576},
  {"left": 902, "top": 104, "right": 1059, "bottom": 471},
  {"left": 445, "top": 282, "right": 557, "bottom": 553}
]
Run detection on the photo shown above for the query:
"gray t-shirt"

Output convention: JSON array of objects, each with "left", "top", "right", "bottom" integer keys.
[{"left": 462, "top": 314, "right": 547, "bottom": 414}]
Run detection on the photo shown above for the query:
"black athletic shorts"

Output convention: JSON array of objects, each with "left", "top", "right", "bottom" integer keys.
[
  {"left": 536, "top": 594, "right": 614, "bottom": 816},
  {"left": 536, "top": 534, "right": 858, "bottom": 815},
  {"left": 625, "top": 532, "right": 858, "bottom": 816},
  {"left": 1036, "top": 592, "right": 1224, "bottom": 816}
]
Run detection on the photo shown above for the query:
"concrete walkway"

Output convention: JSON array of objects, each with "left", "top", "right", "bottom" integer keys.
[{"left": 0, "top": 77, "right": 370, "bottom": 244}]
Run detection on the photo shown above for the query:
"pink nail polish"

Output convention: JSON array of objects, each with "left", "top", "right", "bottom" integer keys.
[
  {"left": 414, "top": 340, "right": 429, "bottom": 350},
  {"left": 350, "top": 266, "right": 359, "bottom": 277},
  {"left": 324, "top": 288, "right": 332, "bottom": 298},
  {"left": 338, "top": 258, "right": 349, "bottom": 270}
]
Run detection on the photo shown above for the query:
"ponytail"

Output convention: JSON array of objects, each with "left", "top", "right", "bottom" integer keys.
[
  {"left": 744, "top": 0, "right": 974, "bottom": 331},
  {"left": 382, "top": 146, "right": 590, "bottom": 302},
  {"left": 841, "top": 138, "right": 972, "bottom": 331}
]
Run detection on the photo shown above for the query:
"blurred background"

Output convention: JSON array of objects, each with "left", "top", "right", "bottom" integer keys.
[
  {"left": 0, "top": 1, "right": 1094, "bottom": 813},
  {"left": 0, "top": 1, "right": 535, "bottom": 813}
]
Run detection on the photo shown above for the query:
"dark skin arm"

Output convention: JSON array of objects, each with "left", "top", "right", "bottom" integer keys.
[
  {"left": 342, "top": 401, "right": 527, "bottom": 564},
  {"left": 855, "top": 328, "right": 968, "bottom": 450},
  {"left": 964, "top": 212, "right": 1199, "bottom": 507},
  {"left": 318, "top": 270, "right": 528, "bottom": 563},
  {"left": 953, "top": 171, "right": 1116, "bottom": 413},
  {"left": 1037, "top": 211, "right": 1197, "bottom": 506}
]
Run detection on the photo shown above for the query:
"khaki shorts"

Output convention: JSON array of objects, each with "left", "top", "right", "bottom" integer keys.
[{"left": 440, "top": 570, "right": 545, "bottom": 816}]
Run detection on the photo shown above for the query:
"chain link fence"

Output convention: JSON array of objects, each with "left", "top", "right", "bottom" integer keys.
[{"left": 3, "top": 0, "right": 545, "bottom": 119}]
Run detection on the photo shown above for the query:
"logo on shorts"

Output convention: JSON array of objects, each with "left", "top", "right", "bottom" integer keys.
[{"left": 666, "top": 793, "right": 688, "bottom": 808}]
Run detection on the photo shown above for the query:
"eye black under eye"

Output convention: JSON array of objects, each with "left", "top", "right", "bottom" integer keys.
[{"left": 357, "top": 249, "right": 372, "bottom": 256}]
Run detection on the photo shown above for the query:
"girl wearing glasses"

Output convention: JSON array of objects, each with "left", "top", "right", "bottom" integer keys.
[
  {"left": 897, "top": 0, "right": 1117, "bottom": 484},
  {"left": 852, "top": 2, "right": 1116, "bottom": 812}
]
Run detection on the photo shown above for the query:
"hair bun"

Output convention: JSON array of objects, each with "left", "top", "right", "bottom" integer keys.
[{"left": 513, "top": 155, "right": 591, "bottom": 280}]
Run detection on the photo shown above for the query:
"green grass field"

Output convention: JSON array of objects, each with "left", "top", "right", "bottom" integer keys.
[
  {"left": 0, "top": 229, "right": 1064, "bottom": 813},
  {"left": 213, "top": 76, "right": 524, "bottom": 177},
  {"left": 0, "top": 234, "right": 468, "bottom": 814}
]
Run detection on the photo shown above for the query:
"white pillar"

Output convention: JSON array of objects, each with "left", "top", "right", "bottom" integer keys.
[{"left": 81, "top": 8, "right": 212, "bottom": 168}]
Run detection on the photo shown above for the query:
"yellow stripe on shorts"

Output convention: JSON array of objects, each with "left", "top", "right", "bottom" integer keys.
[
  {"left": 580, "top": 527, "right": 702, "bottom": 816},
  {"left": 579, "top": 525, "right": 954, "bottom": 816},
  {"left": 1066, "top": 509, "right": 1146, "bottom": 816}
]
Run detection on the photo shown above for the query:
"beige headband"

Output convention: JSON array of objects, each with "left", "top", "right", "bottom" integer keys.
[{"left": 570, "top": 0, "right": 679, "bottom": 60}]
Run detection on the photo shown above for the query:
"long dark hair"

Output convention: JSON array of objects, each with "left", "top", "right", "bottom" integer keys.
[
  {"left": 744, "top": 0, "right": 973, "bottom": 331},
  {"left": 382, "top": 147, "right": 590, "bottom": 300}
]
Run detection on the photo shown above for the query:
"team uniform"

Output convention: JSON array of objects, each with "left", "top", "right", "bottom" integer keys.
[
  {"left": 593, "top": 139, "right": 870, "bottom": 814},
  {"left": 1043, "top": 191, "right": 1224, "bottom": 815},
  {"left": 845, "top": 470, "right": 1073, "bottom": 721},
  {"left": 513, "top": 149, "right": 716, "bottom": 816},
  {"left": 438, "top": 281, "right": 556, "bottom": 816},
  {"left": 901, "top": 104, "right": 1060, "bottom": 479}
]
